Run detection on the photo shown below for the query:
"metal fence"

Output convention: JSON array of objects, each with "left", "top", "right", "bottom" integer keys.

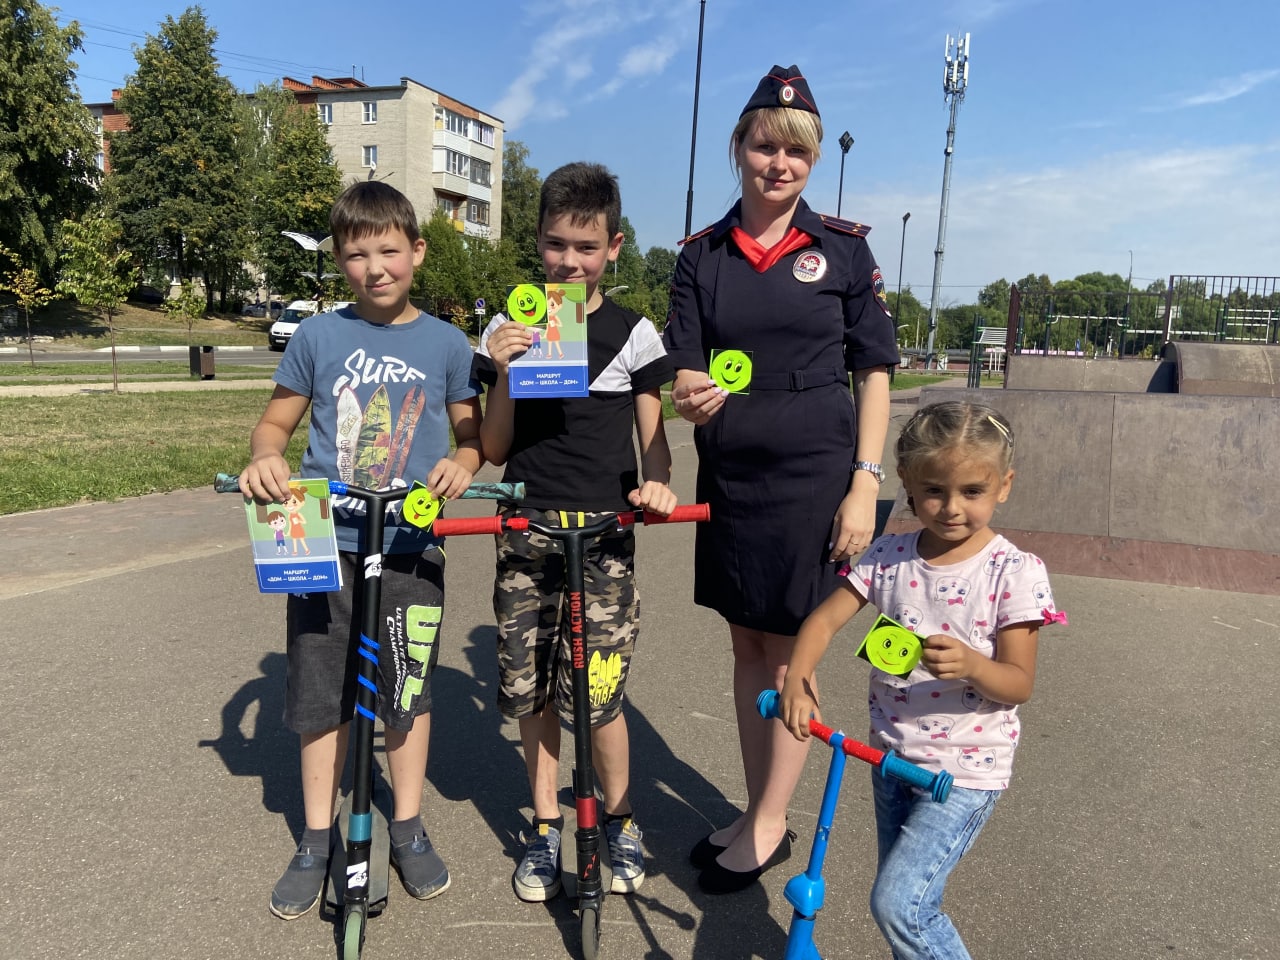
[{"left": 1007, "top": 275, "right": 1279, "bottom": 358}]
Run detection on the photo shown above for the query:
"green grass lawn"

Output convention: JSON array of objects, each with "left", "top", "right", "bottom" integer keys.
[
  {"left": 0, "top": 361, "right": 275, "bottom": 384},
  {"left": 2, "top": 372, "right": 952, "bottom": 515},
  {"left": 0, "top": 388, "right": 305, "bottom": 515}
]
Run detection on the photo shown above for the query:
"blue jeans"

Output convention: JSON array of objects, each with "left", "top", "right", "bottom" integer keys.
[{"left": 869, "top": 768, "right": 1000, "bottom": 960}]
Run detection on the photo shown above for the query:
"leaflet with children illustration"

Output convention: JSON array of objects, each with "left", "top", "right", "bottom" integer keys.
[
  {"left": 242, "top": 478, "right": 342, "bottom": 593},
  {"left": 504, "top": 282, "right": 590, "bottom": 398}
]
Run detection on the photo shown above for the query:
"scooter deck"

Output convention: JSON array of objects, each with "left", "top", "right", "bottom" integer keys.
[{"left": 325, "top": 783, "right": 392, "bottom": 914}]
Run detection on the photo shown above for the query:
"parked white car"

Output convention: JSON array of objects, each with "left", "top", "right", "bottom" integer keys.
[{"left": 267, "top": 300, "right": 354, "bottom": 350}]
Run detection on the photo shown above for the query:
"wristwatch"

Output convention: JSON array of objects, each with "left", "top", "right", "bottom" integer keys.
[{"left": 853, "top": 461, "right": 885, "bottom": 483}]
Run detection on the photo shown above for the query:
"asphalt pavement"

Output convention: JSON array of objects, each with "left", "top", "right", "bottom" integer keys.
[{"left": 2, "top": 398, "right": 1278, "bottom": 960}]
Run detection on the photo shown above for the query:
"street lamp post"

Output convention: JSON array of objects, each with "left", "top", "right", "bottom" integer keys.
[
  {"left": 897, "top": 211, "right": 912, "bottom": 350},
  {"left": 684, "top": 0, "right": 707, "bottom": 237},
  {"left": 281, "top": 230, "right": 338, "bottom": 304},
  {"left": 837, "top": 132, "right": 854, "bottom": 217}
]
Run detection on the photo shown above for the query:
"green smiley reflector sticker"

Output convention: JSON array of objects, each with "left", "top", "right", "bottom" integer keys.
[
  {"left": 401, "top": 481, "right": 444, "bottom": 530},
  {"left": 506, "top": 283, "right": 548, "bottom": 325},
  {"left": 856, "top": 613, "right": 924, "bottom": 677},
  {"left": 710, "top": 349, "right": 753, "bottom": 394}
]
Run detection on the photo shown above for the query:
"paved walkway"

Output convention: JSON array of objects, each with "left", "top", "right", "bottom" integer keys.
[{"left": 2, "top": 401, "right": 1277, "bottom": 960}]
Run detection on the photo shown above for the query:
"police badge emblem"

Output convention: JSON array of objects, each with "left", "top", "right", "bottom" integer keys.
[{"left": 792, "top": 251, "right": 826, "bottom": 283}]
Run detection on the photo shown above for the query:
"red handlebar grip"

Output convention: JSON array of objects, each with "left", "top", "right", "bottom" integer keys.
[
  {"left": 808, "top": 718, "right": 887, "bottom": 765},
  {"left": 641, "top": 503, "right": 711, "bottom": 525},
  {"left": 432, "top": 516, "right": 506, "bottom": 536},
  {"left": 808, "top": 719, "right": 837, "bottom": 746}
]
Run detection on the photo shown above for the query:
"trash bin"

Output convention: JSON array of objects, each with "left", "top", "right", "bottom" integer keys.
[{"left": 189, "top": 345, "right": 215, "bottom": 380}]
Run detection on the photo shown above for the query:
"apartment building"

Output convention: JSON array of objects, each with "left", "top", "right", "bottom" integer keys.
[
  {"left": 85, "top": 90, "right": 128, "bottom": 174},
  {"left": 86, "top": 75, "right": 504, "bottom": 241},
  {"left": 285, "top": 75, "right": 503, "bottom": 241}
]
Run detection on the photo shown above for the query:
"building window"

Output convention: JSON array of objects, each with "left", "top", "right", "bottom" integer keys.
[
  {"left": 95, "top": 117, "right": 103, "bottom": 136},
  {"left": 468, "top": 200, "right": 490, "bottom": 226},
  {"left": 437, "top": 197, "right": 460, "bottom": 219},
  {"left": 470, "top": 157, "right": 491, "bottom": 187},
  {"left": 438, "top": 107, "right": 468, "bottom": 138},
  {"left": 318, "top": 103, "right": 332, "bottom": 125},
  {"left": 95, "top": 151, "right": 105, "bottom": 171},
  {"left": 362, "top": 145, "right": 378, "bottom": 168},
  {"left": 473, "top": 120, "right": 495, "bottom": 147},
  {"left": 445, "top": 150, "right": 469, "bottom": 178},
  {"left": 362, "top": 101, "right": 377, "bottom": 124}
]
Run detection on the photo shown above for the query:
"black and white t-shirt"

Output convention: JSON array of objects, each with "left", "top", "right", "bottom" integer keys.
[{"left": 474, "top": 298, "right": 674, "bottom": 511}]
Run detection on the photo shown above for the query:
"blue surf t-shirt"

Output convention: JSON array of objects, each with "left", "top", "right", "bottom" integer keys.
[{"left": 273, "top": 306, "right": 479, "bottom": 554}]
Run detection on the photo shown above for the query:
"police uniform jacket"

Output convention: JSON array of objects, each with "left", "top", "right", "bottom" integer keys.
[{"left": 663, "top": 198, "right": 900, "bottom": 634}]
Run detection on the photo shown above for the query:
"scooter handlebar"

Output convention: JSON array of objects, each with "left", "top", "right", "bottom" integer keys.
[
  {"left": 213, "top": 474, "right": 524, "bottom": 502},
  {"left": 432, "top": 504, "right": 709, "bottom": 538},
  {"left": 755, "top": 689, "right": 952, "bottom": 803}
]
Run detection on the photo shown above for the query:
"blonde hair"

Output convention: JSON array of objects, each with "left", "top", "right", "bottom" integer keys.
[
  {"left": 896, "top": 401, "right": 1015, "bottom": 484},
  {"left": 730, "top": 107, "right": 823, "bottom": 179}
]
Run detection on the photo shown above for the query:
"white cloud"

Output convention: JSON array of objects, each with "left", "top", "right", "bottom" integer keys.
[
  {"left": 491, "top": 1, "right": 690, "bottom": 127},
  {"left": 1175, "top": 69, "right": 1280, "bottom": 108},
  {"left": 853, "top": 142, "right": 1280, "bottom": 296}
]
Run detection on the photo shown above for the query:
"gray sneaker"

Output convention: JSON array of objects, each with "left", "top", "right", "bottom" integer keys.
[
  {"left": 606, "top": 816, "right": 645, "bottom": 893},
  {"left": 513, "top": 821, "right": 562, "bottom": 902},
  {"left": 269, "top": 839, "right": 329, "bottom": 920},
  {"left": 390, "top": 827, "right": 451, "bottom": 900}
]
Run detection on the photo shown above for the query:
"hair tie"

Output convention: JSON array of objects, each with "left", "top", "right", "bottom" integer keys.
[{"left": 987, "top": 415, "right": 1013, "bottom": 446}]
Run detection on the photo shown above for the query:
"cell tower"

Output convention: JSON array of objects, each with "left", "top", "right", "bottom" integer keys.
[{"left": 924, "top": 31, "right": 970, "bottom": 369}]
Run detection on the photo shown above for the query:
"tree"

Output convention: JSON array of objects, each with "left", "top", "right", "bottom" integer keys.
[
  {"left": 893, "top": 286, "right": 927, "bottom": 351},
  {"left": 416, "top": 209, "right": 473, "bottom": 327},
  {"left": 501, "top": 140, "right": 543, "bottom": 278},
  {"left": 107, "top": 7, "right": 245, "bottom": 310},
  {"left": 642, "top": 245, "right": 678, "bottom": 329},
  {"left": 57, "top": 216, "right": 138, "bottom": 393},
  {"left": 163, "top": 279, "right": 206, "bottom": 345},
  {"left": 0, "top": 2, "right": 100, "bottom": 282},
  {"left": 467, "top": 235, "right": 522, "bottom": 331},
  {"left": 0, "top": 242, "right": 55, "bottom": 366},
  {"left": 240, "top": 84, "right": 343, "bottom": 301},
  {"left": 977, "top": 279, "right": 1011, "bottom": 324}
]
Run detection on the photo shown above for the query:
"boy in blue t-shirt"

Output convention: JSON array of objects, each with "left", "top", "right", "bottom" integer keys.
[
  {"left": 238, "top": 181, "right": 483, "bottom": 920},
  {"left": 474, "top": 162, "right": 676, "bottom": 902}
]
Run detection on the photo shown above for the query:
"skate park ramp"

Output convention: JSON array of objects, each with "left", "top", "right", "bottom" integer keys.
[{"left": 887, "top": 343, "right": 1280, "bottom": 594}]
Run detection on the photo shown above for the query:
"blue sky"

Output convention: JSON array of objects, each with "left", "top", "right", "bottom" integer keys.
[{"left": 60, "top": 0, "right": 1280, "bottom": 307}]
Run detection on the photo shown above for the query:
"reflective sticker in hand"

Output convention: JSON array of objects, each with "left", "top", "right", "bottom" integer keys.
[
  {"left": 856, "top": 613, "right": 924, "bottom": 677},
  {"left": 709, "top": 349, "right": 753, "bottom": 394},
  {"left": 401, "top": 481, "right": 443, "bottom": 529}
]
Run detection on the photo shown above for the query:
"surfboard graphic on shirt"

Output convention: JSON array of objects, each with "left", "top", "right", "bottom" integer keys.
[
  {"left": 335, "top": 385, "right": 362, "bottom": 483},
  {"left": 354, "top": 384, "right": 391, "bottom": 487},
  {"left": 385, "top": 386, "right": 425, "bottom": 482}
]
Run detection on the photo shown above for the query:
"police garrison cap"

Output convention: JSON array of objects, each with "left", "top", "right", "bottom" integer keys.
[{"left": 740, "top": 64, "right": 820, "bottom": 118}]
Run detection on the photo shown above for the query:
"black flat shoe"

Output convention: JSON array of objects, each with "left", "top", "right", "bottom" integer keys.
[
  {"left": 689, "top": 833, "right": 729, "bottom": 869},
  {"left": 697, "top": 829, "right": 796, "bottom": 895}
]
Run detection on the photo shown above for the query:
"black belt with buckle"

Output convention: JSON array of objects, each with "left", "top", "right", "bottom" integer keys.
[{"left": 749, "top": 367, "right": 848, "bottom": 391}]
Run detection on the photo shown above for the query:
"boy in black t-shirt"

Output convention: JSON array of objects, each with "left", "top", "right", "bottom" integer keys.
[{"left": 473, "top": 162, "right": 676, "bottom": 902}]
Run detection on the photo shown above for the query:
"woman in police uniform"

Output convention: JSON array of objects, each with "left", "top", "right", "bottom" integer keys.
[{"left": 664, "top": 65, "right": 899, "bottom": 894}]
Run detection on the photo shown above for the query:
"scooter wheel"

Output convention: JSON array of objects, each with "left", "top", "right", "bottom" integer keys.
[
  {"left": 342, "top": 906, "right": 366, "bottom": 960},
  {"left": 580, "top": 902, "right": 601, "bottom": 960}
]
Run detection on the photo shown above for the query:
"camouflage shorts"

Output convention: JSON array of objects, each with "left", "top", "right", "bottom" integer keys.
[{"left": 493, "top": 506, "right": 639, "bottom": 727}]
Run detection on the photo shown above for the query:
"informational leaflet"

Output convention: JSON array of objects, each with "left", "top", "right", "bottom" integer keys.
[
  {"left": 242, "top": 477, "right": 342, "bottom": 593},
  {"left": 505, "top": 282, "right": 590, "bottom": 398}
]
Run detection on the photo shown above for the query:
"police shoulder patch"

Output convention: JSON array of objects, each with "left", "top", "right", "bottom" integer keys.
[
  {"left": 819, "top": 214, "right": 871, "bottom": 238},
  {"left": 872, "top": 267, "right": 892, "bottom": 317},
  {"left": 677, "top": 224, "right": 715, "bottom": 246}
]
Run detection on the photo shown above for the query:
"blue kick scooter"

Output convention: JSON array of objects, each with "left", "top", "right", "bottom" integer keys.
[{"left": 756, "top": 689, "right": 954, "bottom": 960}]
